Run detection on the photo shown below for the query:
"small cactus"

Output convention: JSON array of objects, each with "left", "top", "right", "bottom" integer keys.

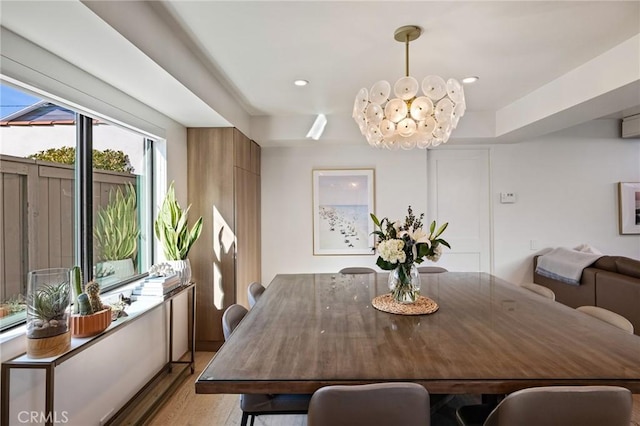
[
  {"left": 70, "top": 266, "right": 83, "bottom": 314},
  {"left": 77, "top": 293, "right": 93, "bottom": 315},
  {"left": 85, "top": 281, "right": 104, "bottom": 313}
]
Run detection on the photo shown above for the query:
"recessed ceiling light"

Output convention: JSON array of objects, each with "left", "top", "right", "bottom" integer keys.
[
  {"left": 294, "top": 79, "right": 309, "bottom": 87},
  {"left": 462, "top": 76, "right": 479, "bottom": 84}
]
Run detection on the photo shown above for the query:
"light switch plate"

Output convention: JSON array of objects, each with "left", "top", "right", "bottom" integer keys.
[{"left": 500, "top": 192, "right": 516, "bottom": 203}]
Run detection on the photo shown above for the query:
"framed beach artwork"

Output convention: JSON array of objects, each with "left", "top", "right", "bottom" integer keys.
[
  {"left": 618, "top": 182, "right": 640, "bottom": 235},
  {"left": 312, "top": 169, "right": 375, "bottom": 255}
]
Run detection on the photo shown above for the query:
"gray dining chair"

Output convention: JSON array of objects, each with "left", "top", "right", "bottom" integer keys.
[
  {"left": 308, "top": 382, "right": 430, "bottom": 426},
  {"left": 247, "top": 281, "right": 265, "bottom": 308},
  {"left": 576, "top": 305, "right": 634, "bottom": 333},
  {"left": 456, "top": 385, "right": 632, "bottom": 426},
  {"left": 339, "top": 267, "right": 376, "bottom": 274},
  {"left": 221, "top": 304, "right": 311, "bottom": 426},
  {"left": 417, "top": 266, "right": 448, "bottom": 273},
  {"left": 519, "top": 282, "right": 555, "bottom": 300}
]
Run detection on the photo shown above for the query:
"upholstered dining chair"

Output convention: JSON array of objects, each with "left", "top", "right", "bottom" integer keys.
[
  {"left": 221, "top": 304, "right": 311, "bottom": 426},
  {"left": 417, "top": 266, "right": 448, "bottom": 273},
  {"left": 519, "top": 282, "right": 555, "bottom": 300},
  {"left": 339, "top": 267, "right": 376, "bottom": 274},
  {"left": 308, "top": 382, "right": 431, "bottom": 426},
  {"left": 455, "top": 385, "right": 632, "bottom": 426},
  {"left": 247, "top": 281, "right": 266, "bottom": 308},
  {"left": 576, "top": 305, "right": 634, "bottom": 334}
]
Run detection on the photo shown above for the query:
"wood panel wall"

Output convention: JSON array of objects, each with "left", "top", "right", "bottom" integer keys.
[
  {"left": 187, "top": 128, "right": 261, "bottom": 350},
  {"left": 0, "top": 155, "right": 136, "bottom": 302}
]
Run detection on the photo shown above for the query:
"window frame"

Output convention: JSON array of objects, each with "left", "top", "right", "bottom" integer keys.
[{"left": 0, "top": 81, "right": 156, "bottom": 333}]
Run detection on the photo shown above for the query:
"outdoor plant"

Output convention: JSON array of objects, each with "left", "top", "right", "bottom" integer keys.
[
  {"left": 28, "top": 146, "right": 134, "bottom": 173},
  {"left": 154, "top": 182, "right": 203, "bottom": 260},
  {"left": 94, "top": 182, "right": 140, "bottom": 261},
  {"left": 0, "top": 295, "right": 26, "bottom": 315}
]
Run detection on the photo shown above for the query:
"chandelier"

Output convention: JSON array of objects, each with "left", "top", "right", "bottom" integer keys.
[{"left": 352, "top": 25, "right": 466, "bottom": 150}]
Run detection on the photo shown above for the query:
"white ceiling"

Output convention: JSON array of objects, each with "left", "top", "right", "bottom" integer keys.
[{"left": 1, "top": 1, "right": 639, "bottom": 147}]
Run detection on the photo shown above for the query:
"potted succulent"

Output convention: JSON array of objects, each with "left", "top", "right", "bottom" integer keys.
[
  {"left": 0, "top": 295, "right": 26, "bottom": 318},
  {"left": 70, "top": 266, "right": 111, "bottom": 338},
  {"left": 26, "top": 268, "right": 72, "bottom": 358},
  {"left": 154, "top": 182, "right": 203, "bottom": 285},
  {"left": 94, "top": 182, "right": 140, "bottom": 282}
]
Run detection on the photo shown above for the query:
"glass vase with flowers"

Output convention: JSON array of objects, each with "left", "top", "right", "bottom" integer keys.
[{"left": 371, "top": 206, "right": 450, "bottom": 303}]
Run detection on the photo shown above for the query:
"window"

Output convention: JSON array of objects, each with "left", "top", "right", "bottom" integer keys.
[{"left": 0, "top": 81, "right": 154, "bottom": 332}]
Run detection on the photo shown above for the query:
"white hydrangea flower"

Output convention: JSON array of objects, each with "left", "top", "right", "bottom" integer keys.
[{"left": 378, "top": 239, "right": 406, "bottom": 264}]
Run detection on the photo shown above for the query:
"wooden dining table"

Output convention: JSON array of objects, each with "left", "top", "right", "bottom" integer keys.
[{"left": 195, "top": 272, "right": 640, "bottom": 395}]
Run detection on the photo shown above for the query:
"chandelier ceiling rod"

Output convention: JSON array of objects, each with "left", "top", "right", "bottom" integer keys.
[{"left": 395, "top": 25, "right": 421, "bottom": 77}]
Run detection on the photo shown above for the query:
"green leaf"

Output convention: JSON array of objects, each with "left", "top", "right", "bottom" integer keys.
[
  {"left": 371, "top": 230, "right": 386, "bottom": 239},
  {"left": 434, "top": 222, "right": 448, "bottom": 238},
  {"left": 417, "top": 243, "right": 430, "bottom": 258},
  {"left": 154, "top": 181, "right": 203, "bottom": 260},
  {"left": 376, "top": 257, "right": 396, "bottom": 271},
  {"left": 370, "top": 213, "right": 381, "bottom": 228},
  {"left": 94, "top": 182, "right": 139, "bottom": 261},
  {"left": 437, "top": 239, "right": 451, "bottom": 249}
]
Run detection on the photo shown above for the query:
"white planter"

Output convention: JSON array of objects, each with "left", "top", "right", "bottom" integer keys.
[{"left": 166, "top": 259, "right": 192, "bottom": 285}]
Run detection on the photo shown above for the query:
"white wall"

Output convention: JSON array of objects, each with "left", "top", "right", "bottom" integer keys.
[
  {"left": 261, "top": 120, "right": 640, "bottom": 286},
  {"left": 261, "top": 144, "right": 428, "bottom": 285},
  {"left": 491, "top": 119, "right": 640, "bottom": 283}
]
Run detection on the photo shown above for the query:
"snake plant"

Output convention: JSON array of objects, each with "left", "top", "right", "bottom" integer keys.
[
  {"left": 94, "top": 182, "right": 140, "bottom": 261},
  {"left": 154, "top": 182, "right": 203, "bottom": 260}
]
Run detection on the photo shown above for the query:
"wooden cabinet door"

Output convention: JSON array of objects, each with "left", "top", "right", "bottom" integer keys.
[
  {"left": 234, "top": 166, "right": 261, "bottom": 308},
  {"left": 187, "top": 128, "right": 235, "bottom": 349}
]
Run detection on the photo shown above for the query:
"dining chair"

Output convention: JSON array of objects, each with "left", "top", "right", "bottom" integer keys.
[
  {"left": 455, "top": 385, "right": 632, "bottom": 426},
  {"left": 308, "top": 382, "right": 431, "bottom": 426},
  {"left": 339, "top": 267, "right": 376, "bottom": 274},
  {"left": 221, "top": 304, "right": 311, "bottom": 426},
  {"left": 519, "top": 282, "right": 555, "bottom": 300},
  {"left": 576, "top": 305, "right": 634, "bottom": 333},
  {"left": 247, "top": 281, "right": 265, "bottom": 308},
  {"left": 417, "top": 266, "right": 448, "bottom": 273}
]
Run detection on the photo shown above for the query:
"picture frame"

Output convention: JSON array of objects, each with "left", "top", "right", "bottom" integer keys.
[
  {"left": 312, "top": 169, "right": 375, "bottom": 255},
  {"left": 618, "top": 182, "right": 640, "bottom": 235}
]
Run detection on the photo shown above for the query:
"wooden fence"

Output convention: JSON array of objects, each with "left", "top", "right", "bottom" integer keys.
[{"left": 0, "top": 154, "right": 136, "bottom": 301}]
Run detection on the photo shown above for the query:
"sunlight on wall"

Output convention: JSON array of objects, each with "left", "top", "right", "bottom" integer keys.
[{"left": 213, "top": 205, "right": 235, "bottom": 309}]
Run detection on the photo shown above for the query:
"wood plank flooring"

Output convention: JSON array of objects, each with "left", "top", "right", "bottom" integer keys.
[{"left": 147, "top": 352, "right": 640, "bottom": 426}]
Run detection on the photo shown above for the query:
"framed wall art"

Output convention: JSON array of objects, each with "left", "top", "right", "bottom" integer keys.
[
  {"left": 312, "top": 169, "right": 375, "bottom": 255},
  {"left": 618, "top": 182, "right": 640, "bottom": 235}
]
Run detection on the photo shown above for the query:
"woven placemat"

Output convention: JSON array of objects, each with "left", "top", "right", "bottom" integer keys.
[{"left": 372, "top": 294, "right": 439, "bottom": 316}]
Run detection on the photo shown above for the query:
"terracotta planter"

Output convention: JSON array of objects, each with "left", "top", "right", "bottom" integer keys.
[{"left": 71, "top": 307, "right": 112, "bottom": 338}]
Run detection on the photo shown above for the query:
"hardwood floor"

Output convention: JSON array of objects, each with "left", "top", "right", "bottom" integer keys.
[{"left": 148, "top": 352, "right": 640, "bottom": 426}]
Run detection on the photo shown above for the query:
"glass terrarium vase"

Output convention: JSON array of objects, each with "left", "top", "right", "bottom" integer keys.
[{"left": 26, "top": 268, "right": 71, "bottom": 358}]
